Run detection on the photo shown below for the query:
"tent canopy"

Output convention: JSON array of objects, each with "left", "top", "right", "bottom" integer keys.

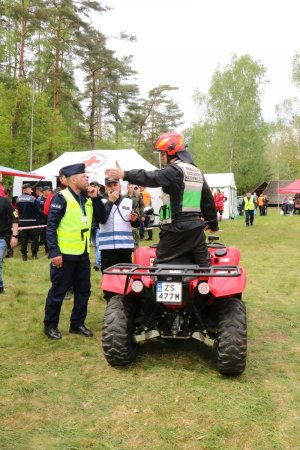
[
  {"left": 204, "top": 172, "right": 237, "bottom": 219},
  {"left": 12, "top": 149, "right": 162, "bottom": 212},
  {"left": 278, "top": 179, "right": 300, "bottom": 194},
  {"left": 0, "top": 165, "right": 44, "bottom": 179},
  {"left": 31, "top": 149, "right": 159, "bottom": 183},
  {"left": 204, "top": 173, "right": 236, "bottom": 190}
]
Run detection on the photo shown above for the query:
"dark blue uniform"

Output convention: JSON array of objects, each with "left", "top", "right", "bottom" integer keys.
[
  {"left": 16, "top": 193, "right": 40, "bottom": 258},
  {"left": 43, "top": 189, "right": 106, "bottom": 329}
]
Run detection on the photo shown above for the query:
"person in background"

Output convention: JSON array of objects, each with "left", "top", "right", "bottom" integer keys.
[
  {"left": 35, "top": 186, "right": 43, "bottom": 199},
  {"left": 16, "top": 183, "right": 40, "bottom": 260},
  {"left": 214, "top": 189, "right": 227, "bottom": 221},
  {"left": 252, "top": 192, "right": 258, "bottom": 211},
  {"left": 281, "top": 196, "right": 289, "bottom": 215},
  {"left": 98, "top": 177, "right": 140, "bottom": 301},
  {"left": 0, "top": 194, "right": 19, "bottom": 293},
  {"left": 43, "top": 171, "right": 67, "bottom": 216},
  {"left": 287, "top": 196, "right": 294, "bottom": 215},
  {"left": 263, "top": 194, "right": 269, "bottom": 216},
  {"left": 104, "top": 131, "right": 218, "bottom": 266},
  {"left": 257, "top": 193, "right": 265, "bottom": 216},
  {"left": 89, "top": 181, "right": 105, "bottom": 271},
  {"left": 139, "top": 185, "right": 153, "bottom": 240},
  {"left": 242, "top": 192, "right": 255, "bottom": 226},
  {"left": 37, "top": 186, "right": 52, "bottom": 254},
  {"left": 0, "top": 173, "right": 8, "bottom": 198},
  {"left": 124, "top": 182, "right": 145, "bottom": 248},
  {"left": 43, "top": 163, "right": 106, "bottom": 340}
]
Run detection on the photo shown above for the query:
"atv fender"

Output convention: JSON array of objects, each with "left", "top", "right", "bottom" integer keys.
[{"left": 209, "top": 268, "right": 247, "bottom": 297}]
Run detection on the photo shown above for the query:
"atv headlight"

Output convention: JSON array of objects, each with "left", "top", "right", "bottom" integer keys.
[
  {"left": 198, "top": 282, "right": 210, "bottom": 295},
  {"left": 132, "top": 280, "right": 144, "bottom": 293}
]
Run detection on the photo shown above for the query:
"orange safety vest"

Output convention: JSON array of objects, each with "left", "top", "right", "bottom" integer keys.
[{"left": 141, "top": 190, "right": 151, "bottom": 206}]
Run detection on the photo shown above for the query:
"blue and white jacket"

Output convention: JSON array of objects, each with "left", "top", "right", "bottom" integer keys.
[{"left": 99, "top": 196, "right": 140, "bottom": 250}]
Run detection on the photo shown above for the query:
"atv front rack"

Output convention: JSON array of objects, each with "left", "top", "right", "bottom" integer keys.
[{"left": 103, "top": 264, "right": 241, "bottom": 278}]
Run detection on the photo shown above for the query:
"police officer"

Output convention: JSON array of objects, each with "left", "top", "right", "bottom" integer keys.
[
  {"left": 16, "top": 183, "right": 40, "bottom": 261},
  {"left": 105, "top": 131, "right": 218, "bottom": 266},
  {"left": 43, "top": 163, "right": 106, "bottom": 340}
]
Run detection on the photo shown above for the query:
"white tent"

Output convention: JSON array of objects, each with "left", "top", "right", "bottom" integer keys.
[
  {"left": 13, "top": 149, "right": 162, "bottom": 213},
  {"left": 204, "top": 173, "right": 237, "bottom": 219}
]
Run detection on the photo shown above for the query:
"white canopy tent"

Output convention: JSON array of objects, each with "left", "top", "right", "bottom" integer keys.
[
  {"left": 204, "top": 173, "right": 237, "bottom": 219},
  {"left": 13, "top": 149, "right": 162, "bottom": 213}
]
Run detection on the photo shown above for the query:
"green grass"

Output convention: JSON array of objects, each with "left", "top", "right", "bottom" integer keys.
[{"left": 0, "top": 208, "right": 299, "bottom": 449}]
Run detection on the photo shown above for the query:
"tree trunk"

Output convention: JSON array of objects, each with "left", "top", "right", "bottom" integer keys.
[
  {"left": 54, "top": 15, "right": 61, "bottom": 111},
  {"left": 18, "top": 3, "right": 26, "bottom": 80},
  {"left": 89, "top": 70, "right": 96, "bottom": 149}
]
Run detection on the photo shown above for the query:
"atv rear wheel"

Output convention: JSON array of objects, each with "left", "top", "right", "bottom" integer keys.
[
  {"left": 215, "top": 297, "right": 247, "bottom": 376},
  {"left": 102, "top": 294, "right": 137, "bottom": 366}
]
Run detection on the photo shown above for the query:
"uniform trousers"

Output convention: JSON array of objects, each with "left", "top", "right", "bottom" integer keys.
[
  {"left": 0, "top": 238, "right": 7, "bottom": 289},
  {"left": 245, "top": 210, "right": 254, "bottom": 226},
  {"left": 20, "top": 227, "right": 39, "bottom": 256},
  {"left": 44, "top": 257, "right": 91, "bottom": 328},
  {"left": 156, "top": 226, "right": 211, "bottom": 266}
]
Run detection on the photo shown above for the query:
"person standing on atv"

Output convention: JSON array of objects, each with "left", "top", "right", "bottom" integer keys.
[{"left": 105, "top": 131, "right": 218, "bottom": 266}]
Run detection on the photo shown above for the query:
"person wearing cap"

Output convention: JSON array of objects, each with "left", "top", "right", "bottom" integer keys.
[
  {"left": 43, "top": 163, "right": 106, "bottom": 340},
  {"left": 89, "top": 181, "right": 105, "bottom": 271},
  {"left": 98, "top": 177, "right": 140, "bottom": 301},
  {"left": 242, "top": 192, "right": 255, "bottom": 227},
  {"left": 16, "top": 183, "right": 41, "bottom": 261},
  {"left": 105, "top": 131, "right": 218, "bottom": 266}
]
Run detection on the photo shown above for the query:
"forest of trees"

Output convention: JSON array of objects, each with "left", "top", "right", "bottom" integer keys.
[{"left": 1, "top": 1, "right": 300, "bottom": 193}]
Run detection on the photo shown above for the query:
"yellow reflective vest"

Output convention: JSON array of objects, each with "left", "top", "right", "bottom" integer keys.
[
  {"left": 57, "top": 189, "right": 93, "bottom": 255},
  {"left": 243, "top": 196, "right": 255, "bottom": 211}
]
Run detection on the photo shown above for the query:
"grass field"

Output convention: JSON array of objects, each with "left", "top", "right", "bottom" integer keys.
[{"left": 0, "top": 208, "right": 299, "bottom": 450}]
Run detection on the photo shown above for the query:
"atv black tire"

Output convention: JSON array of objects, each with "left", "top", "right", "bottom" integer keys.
[
  {"left": 215, "top": 297, "right": 247, "bottom": 376},
  {"left": 102, "top": 294, "right": 137, "bottom": 366}
]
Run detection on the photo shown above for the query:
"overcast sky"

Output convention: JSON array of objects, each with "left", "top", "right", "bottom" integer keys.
[{"left": 93, "top": 0, "right": 300, "bottom": 129}]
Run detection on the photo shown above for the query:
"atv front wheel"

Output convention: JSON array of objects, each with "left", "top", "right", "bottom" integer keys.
[
  {"left": 215, "top": 297, "right": 247, "bottom": 376},
  {"left": 102, "top": 295, "right": 137, "bottom": 366}
]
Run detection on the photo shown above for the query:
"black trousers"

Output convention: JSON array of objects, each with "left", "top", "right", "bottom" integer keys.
[
  {"left": 44, "top": 258, "right": 91, "bottom": 328},
  {"left": 156, "top": 227, "right": 211, "bottom": 266},
  {"left": 40, "top": 225, "right": 48, "bottom": 252},
  {"left": 245, "top": 210, "right": 254, "bottom": 225},
  {"left": 101, "top": 248, "right": 133, "bottom": 300},
  {"left": 140, "top": 216, "right": 153, "bottom": 239},
  {"left": 20, "top": 228, "right": 39, "bottom": 256}
]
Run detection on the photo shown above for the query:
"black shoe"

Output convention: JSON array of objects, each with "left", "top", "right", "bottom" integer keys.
[
  {"left": 0, "top": 287, "right": 4, "bottom": 294},
  {"left": 69, "top": 324, "right": 93, "bottom": 337},
  {"left": 22, "top": 254, "right": 28, "bottom": 261},
  {"left": 44, "top": 327, "right": 62, "bottom": 340},
  {"left": 146, "top": 237, "right": 153, "bottom": 241},
  {"left": 32, "top": 254, "right": 37, "bottom": 260},
  {"left": 93, "top": 264, "right": 100, "bottom": 271}
]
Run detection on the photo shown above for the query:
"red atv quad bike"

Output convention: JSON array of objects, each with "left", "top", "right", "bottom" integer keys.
[{"left": 101, "top": 235, "right": 247, "bottom": 376}]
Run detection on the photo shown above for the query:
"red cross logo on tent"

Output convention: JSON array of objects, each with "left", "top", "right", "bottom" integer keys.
[{"left": 83, "top": 156, "right": 101, "bottom": 166}]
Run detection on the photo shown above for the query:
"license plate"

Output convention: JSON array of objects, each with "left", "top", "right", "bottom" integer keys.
[{"left": 156, "top": 282, "right": 182, "bottom": 304}]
